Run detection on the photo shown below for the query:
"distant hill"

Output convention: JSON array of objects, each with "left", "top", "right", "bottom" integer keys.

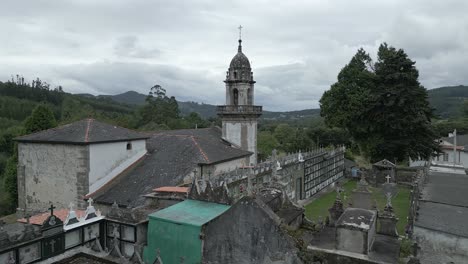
[
  {"left": 428, "top": 85, "right": 468, "bottom": 118},
  {"left": 83, "top": 90, "right": 321, "bottom": 120},
  {"left": 99, "top": 91, "right": 146, "bottom": 105},
  {"left": 82, "top": 85, "right": 467, "bottom": 120}
]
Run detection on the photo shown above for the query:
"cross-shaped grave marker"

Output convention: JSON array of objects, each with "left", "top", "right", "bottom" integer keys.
[
  {"left": 386, "top": 174, "right": 391, "bottom": 183},
  {"left": 0, "top": 219, "right": 5, "bottom": 231},
  {"left": 49, "top": 204, "right": 56, "bottom": 216},
  {"left": 50, "top": 239, "right": 56, "bottom": 252}
]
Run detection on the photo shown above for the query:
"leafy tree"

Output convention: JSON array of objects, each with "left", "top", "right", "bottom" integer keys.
[
  {"left": 24, "top": 104, "right": 57, "bottom": 134},
  {"left": 320, "top": 48, "right": 374, "bottom": 145},
  {"left": 3, "top": 151, "right": 18, "bottom": 211},
  {"left": 273, "top": 124, "right": 296, "bottom": 152},
  {"left": 463, "top": 99, "right": 468, "bottom": 117},
  {"left": 140, "top": 84, "right": 180, "bottom": 127},
  {"left": 320, "top": 44, "right": 438, "bottom": 162},
  {"left": 257, "top": 131, "right": 279, "bottom": 160}
]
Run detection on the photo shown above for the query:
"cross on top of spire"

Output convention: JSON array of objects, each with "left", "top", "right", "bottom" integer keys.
[{"left": 237, "top": 25, "right": 243, "bottom": 53}]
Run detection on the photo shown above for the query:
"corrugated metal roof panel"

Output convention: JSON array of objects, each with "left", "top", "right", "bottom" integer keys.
[{"left": 149, "top": 199, "right": 230, "bottom": 227}]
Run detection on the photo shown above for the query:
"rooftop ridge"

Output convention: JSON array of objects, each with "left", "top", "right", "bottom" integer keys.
[
  {"left": 84, "top": 118, "right": 92, "bottom": 143},
  {"left": 191, "top": 136, "right": 210, "bottom": 163}
]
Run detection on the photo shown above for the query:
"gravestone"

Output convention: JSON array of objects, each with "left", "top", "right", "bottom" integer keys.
[
  {"left": 41, "top": 204, "right": 65, "bottom": 259},
  {"left": 351, "top": 174, "right": 373, "bottom": 210},
  {"left": 378, "top": 184, "right": 399, "bottom": 237},
  {"left": 328, "top": 187, "right": 344, "bottom": 226}
]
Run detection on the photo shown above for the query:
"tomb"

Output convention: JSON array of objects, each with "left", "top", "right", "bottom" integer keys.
[{"left": 335, "top": 208, "right": 377, "bottom": 255}]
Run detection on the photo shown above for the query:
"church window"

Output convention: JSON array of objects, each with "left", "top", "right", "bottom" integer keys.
[
  {"left": 126, "top": 142, "right": 132, "bottom": 150},
  {"left": 233, "top": 89, "right": 239, "bottom": 105},
  {"left": 233, "top": 71, "right": 237, "bottom": 79}
]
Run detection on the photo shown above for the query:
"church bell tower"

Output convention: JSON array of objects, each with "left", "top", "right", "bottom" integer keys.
[{"left": 217, "top": 27, "right": 262, "bottom": 165}]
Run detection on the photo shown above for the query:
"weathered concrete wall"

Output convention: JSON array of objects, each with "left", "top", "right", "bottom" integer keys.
[
  {"left": 307, "top": 246, "right": 385, "bottom": 264},
  {"left": 222, "top": 120, "right": 257, "bottom": 165},
  {"left": 88, "top": 139, "right": 146, "bottom": 193},
  {"left": 210, "top": 157, "right": 249, "bottom": 177},
  {"left": 336, "top": 228, "right": 366, "bottom": 254},
  {"left": 414, "top": 226, "right": 468, "bottom": 262},
  {"left": 17, "top": 143, "right": 89, "bottom": 212},
  {"left": 203, "top": 197, "right": 302, "bottom": 264},
  {"left": 395, "top": 167, "right": 417, "bottom": 183}
]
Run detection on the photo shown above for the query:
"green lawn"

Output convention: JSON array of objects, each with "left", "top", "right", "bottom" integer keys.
[{"left": 304, "top": 179, "right": 410, "bottom": 234}]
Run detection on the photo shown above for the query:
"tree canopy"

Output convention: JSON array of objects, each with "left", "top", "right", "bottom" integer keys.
[
  {"left": 320, "top": 43, "right": 438, "bottom": 162},
  {"left": 24, "top": 104, "right": 57, "bottom": 134}
]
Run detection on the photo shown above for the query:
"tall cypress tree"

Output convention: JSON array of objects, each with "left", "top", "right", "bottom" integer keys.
[{"left": 368, "top": 43, "right": 438, "bottom": 161}]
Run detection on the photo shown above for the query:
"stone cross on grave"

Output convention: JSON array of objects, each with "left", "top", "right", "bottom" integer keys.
[
  {"left": 386, "top": 174, "right": 391, "bottom": 183},
  {"left": 385, "top": 192, "right": 393, "bottom": 208},
  {"left": 335, "top": 186, "right": 341, "bottom": 200},
  {"left": 49, "top": 204, "right": 56, "bottom": 216},
  {"left": 49, "top": 239, "right": 56, "bottom": 252}
]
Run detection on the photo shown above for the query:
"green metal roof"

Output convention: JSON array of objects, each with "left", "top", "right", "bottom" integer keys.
[{"left": 149, "top": 199, "right": 230, "bottom": 227}]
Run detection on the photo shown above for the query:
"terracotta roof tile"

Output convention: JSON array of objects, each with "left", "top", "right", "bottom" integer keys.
[
  {"left": 17, "top": 209, "right": 85, "bottom": 226},
  {"left": 154, "top": 186, "right": 189, "bottom": 193}
]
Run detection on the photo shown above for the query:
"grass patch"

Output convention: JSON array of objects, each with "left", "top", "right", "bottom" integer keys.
[
  {"left": 304, "top": 180, "right": 357, "bottom": 221},
  {"left": 305, "top": 179, "right": 410, "bottom": 234}
]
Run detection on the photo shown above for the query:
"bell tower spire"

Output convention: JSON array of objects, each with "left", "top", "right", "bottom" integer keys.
[
  {"left": 238, "top": 25, "right": 243, "bottom": 52},
  {"left": 217, "top": 27, "right": 262, "bottom": 165}
]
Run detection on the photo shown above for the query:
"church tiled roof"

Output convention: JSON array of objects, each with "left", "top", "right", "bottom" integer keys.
[
  {"left": 92, "top": 127, "right": 252, "bottom": 208},
  {"left": 15, "top": 118, "right": 149, "bottom": 144}
]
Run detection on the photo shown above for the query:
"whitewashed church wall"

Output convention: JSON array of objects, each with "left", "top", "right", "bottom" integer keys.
[
  {"left": 223, "top": 120, "right": 257, "bottom": 165},
  {"left": 88, "top": 139, "right": 146, "bottom": 193},
  {"left": 17, "top": 143, "right": 89, "bottom": 213}
]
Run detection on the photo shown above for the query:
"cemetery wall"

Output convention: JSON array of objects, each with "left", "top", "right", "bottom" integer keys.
[
  {"left": 211, "top": 147, "right": 345, "bottom": 202},
  {"left": 306, "top": 246, "right": 386, "bottom": 264},
  {"left": 202, "top": 197, "right": 302, "bottom": 264}
]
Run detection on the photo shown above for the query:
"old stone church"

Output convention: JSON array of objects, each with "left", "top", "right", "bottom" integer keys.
[{"left": 15, "top": 36, "right": 262, "bottom": 214}]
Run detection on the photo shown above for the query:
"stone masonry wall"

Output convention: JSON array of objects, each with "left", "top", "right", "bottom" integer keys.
[
  {"left": 17, "top": 143, "right": 89, "bottom": 214},
  {"left": 211, "top": 147, "right": 345, "bottom": 203}
]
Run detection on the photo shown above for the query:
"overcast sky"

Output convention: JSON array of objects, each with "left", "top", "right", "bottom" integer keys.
[{"left": 1, "top": 0, "right": 467, "bottom": 111}]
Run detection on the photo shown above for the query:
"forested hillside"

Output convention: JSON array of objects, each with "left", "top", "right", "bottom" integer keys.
[
  {"left": 89, "top": 90, "right": 321, "bottom": 120},
  {"left": 428, "top": 85, "right": 468, "bottom": 118},
  {"left": 0, "top": 78, "right": 214, "bottom": 216}
]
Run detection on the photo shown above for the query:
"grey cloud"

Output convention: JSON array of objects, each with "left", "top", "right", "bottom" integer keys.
[
  {"left": 0, "top": 0, "right": 467, "bottom": 111},
  {"left": 114, "top": 36, "right": 161, "bottom": 59}
]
